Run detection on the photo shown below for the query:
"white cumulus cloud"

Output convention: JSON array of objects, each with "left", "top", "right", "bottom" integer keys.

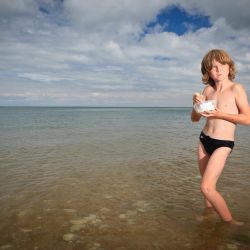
[{"left": 0, "top": 0, "right": 249, "bottom": 106}]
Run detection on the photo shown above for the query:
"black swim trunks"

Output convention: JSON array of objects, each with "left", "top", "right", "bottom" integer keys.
[{"left": 199, "top": 131, "right": 234, "bottom": 155}]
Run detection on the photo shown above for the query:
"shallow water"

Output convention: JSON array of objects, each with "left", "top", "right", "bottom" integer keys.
[{"left": 0, "top": 107, "right": 249, "bottom": 250}]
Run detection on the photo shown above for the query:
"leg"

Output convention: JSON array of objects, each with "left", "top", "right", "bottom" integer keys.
[
  {"left": 198, "top": 142, "right": 213, "bottom": 208},
  {"left": 200, "top": 147, "right": 232, "bottom": 222}
]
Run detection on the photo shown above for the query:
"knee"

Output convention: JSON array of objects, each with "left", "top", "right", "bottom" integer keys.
[{"left": 200, "top": 183, "right": 215, "bottom": 195}]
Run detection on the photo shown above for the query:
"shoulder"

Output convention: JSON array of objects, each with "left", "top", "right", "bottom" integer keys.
[
  {"left": 232, "top": 82, "right": 247, "bottom": 95},
  {"left": 202, "top": 85, "right": 214, "bottom": 95}
]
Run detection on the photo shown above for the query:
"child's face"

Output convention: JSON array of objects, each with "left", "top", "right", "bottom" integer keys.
[{"left": 209, "top": 60, "right": 229, "bottom": 82}]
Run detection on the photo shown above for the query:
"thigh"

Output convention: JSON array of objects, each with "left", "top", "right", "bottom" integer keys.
[
  {"left": 198, "top": 142, "right": 210, "bottom": 176},
  {"left": 202, "top": 147, "right": 232, "bottom": 187}
]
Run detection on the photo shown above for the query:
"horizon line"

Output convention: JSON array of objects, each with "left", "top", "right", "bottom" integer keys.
[{"left": 0, "top": 105, "right": 192, "bottom": 108}]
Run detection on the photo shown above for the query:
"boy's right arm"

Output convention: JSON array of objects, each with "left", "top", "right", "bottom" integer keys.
[
  {"left": 191, "top": 108, "right": 202, "bottom": 122},
  {"left": 191, "top": 92, "right": 203, "bottom": 122}
]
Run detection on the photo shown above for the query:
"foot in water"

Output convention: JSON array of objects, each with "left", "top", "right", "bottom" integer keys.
[{"left": 225, "top": 220, "right": 244, "bottom": 226}]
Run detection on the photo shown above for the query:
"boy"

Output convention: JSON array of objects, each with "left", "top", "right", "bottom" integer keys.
[{"left": 191, "top": 49, "right": 250, "bottom": 225}]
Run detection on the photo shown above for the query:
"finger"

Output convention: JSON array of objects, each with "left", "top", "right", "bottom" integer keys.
[
  {"left": 200, "top": 112, "right": 208, "bottom": 117},
  {"left": 194, "top": 97, "right": 202, "bottom": 103}
]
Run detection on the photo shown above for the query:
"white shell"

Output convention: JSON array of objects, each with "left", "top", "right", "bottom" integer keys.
[{"left": 194, "top": 100, "right": 216, "bottom": 113}]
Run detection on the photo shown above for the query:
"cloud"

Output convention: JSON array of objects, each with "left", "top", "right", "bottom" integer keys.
[
  {"left": 63, "top": 0, "right": 168, "bottom": 34},
  {"left": 63, "top": 0, "right": 250, "bottom": 34},
  {"left": 0, "top": 0, "right": 249, "bottom": 106},
  {"left": 18, "top": 73, "right": 71, "bottom": 82},
  {"left": 0, "top": 0, "right": 36, "bottom": 17},
  {"left": 179, "top": 0, "right": 250, "bottom": 30}
]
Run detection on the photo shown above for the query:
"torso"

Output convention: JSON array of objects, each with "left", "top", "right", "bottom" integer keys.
[{"left": 202, "top": 82, "right": 239, "bottom": 140}]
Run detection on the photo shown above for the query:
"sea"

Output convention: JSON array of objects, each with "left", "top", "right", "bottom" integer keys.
[{"left": 0, "top": 107, "right": 249, "bottom": 250}]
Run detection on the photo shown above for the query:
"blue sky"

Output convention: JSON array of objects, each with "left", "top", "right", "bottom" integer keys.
[
  {"left": 0, "top": 0, "right": 249, "bottom": 106},
  {"left": 145, "top": 5, "right": 211, "bottom": 36}
]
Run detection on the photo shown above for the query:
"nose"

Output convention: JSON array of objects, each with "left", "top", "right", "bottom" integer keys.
[{"left": 216, "top": 65, "right": 222, "bottom": 73}]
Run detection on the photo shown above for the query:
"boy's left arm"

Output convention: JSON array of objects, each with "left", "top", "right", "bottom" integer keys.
[{"left": 234, "top": 84, "right": 250, "bottom": 125}]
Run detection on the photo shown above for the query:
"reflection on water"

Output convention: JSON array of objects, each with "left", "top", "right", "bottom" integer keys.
[{"left": 0, "top": 107, "right": 249, "bottom": 250}]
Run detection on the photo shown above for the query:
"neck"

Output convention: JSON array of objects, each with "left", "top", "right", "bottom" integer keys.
[{"left": 214, "top": 79, "right": 231, "bottom": 92}]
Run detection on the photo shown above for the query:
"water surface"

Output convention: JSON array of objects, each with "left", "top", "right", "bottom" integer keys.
[{"left": 0, "top": 107, "right": 249, "bottom": 250}]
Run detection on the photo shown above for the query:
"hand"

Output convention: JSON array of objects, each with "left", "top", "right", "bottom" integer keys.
[
  {"left": 193, "top": 92, "right": 204, "bottom": 104},
  {"left": 200, "top": 107, "right": 221, "bottom": 118}
]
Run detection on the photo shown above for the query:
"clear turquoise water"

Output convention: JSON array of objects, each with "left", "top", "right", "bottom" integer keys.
[{"left": 0, "top": 107, "right": 249, "bottom": 250}]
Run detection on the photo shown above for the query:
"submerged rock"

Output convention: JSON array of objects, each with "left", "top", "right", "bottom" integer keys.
[
  {"left": 63, "top": 209, "right": 76, "bottom": 213},
  {"left": 86, "top": 242, "right": 101, "bottom": 250},
  {"left": 226, "top": 244, "right": 238, "bottom": 250},
  {"left": 20, "top": 228, "right": 32, "bottom": 233},
  {"left": 0, "top": 245, "right": 13, "bottom": 250},
  {"left": 137, "top": 208, "right": 147, "bottom": 213},
  {"left": 119, "top": 214, "right": 126, "bottom": 219},
  {"left": 127, "top": 219, "right": 135, "bottom": 225},
  {"left": 70, "top": 218, "right": 87, "bottom": 225},
  {"left": 126, "top": 210, "right": 137, "bottom": 217},
  {"left": 133, "top": 200, "right": 150, "bottom": 213},
  {"left": 104, "top": 195, "right": 112, "bottom": 199},
  {"left": 100, "top": 207, "right": 110, "bottom": 214},
  {"left": 70, "top": 214, "right": 101, "bottom": 227},
  {"left": 70, "top": 224, "right": 85, "bottom": 233},
  {"left": 63, "top": 233, "right": 75, "bottom": 242},
  {"left": 98, "top": 224, "right": 108, "bottom": 230}
]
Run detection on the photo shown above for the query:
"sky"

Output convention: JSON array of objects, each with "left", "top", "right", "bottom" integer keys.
[{"left": 0, "top": 0, "right": 250, "bottom": 107}]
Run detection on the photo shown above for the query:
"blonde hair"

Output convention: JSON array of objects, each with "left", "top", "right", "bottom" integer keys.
[{"left": 201, "top": 49, "right": 236, "bottom": 86}]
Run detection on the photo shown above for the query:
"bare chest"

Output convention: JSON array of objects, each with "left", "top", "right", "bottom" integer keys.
[{"left": 206, "top": 90, "right": 238, "bottom": 113}]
